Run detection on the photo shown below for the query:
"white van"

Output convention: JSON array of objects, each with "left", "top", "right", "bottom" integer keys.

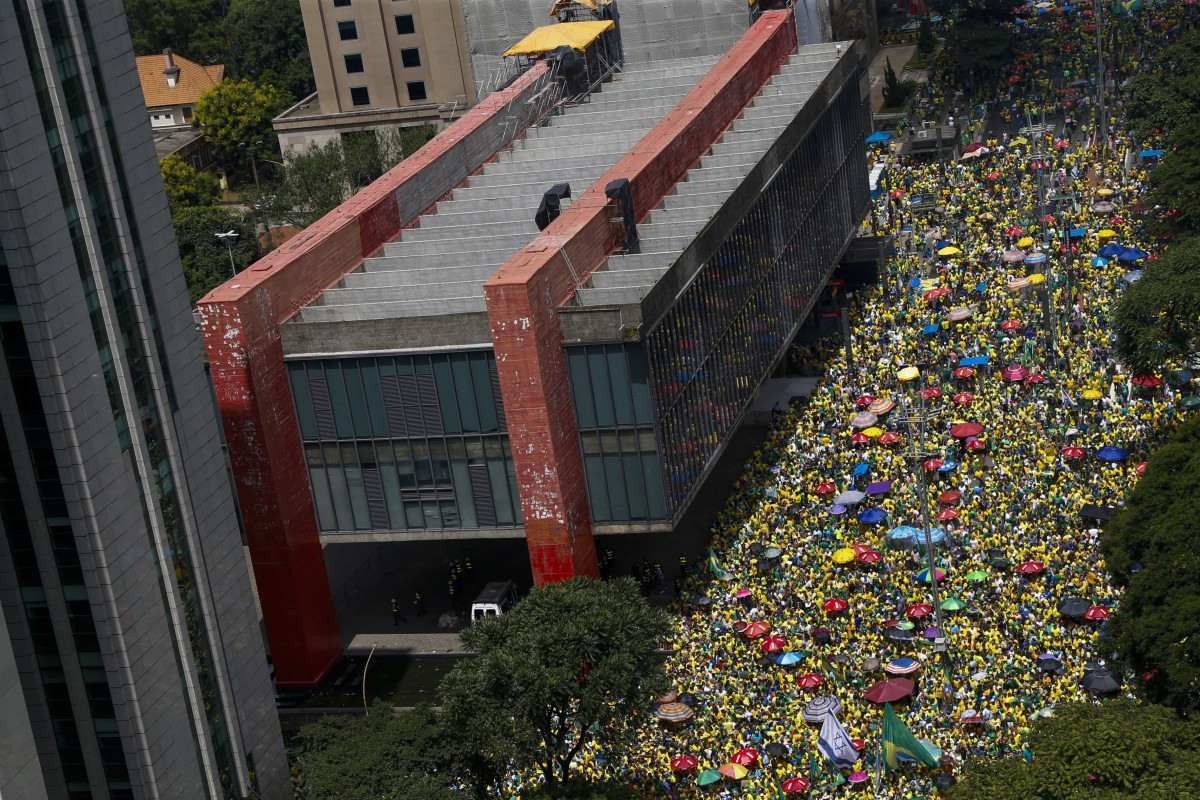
[{"left": 470, "top": 581, "right": 519, "bottom": 622}]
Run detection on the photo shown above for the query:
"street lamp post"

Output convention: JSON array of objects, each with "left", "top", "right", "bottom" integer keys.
[
  {"left": 214, "top": 230, "right": 239, "bottom": 277},
  {"left": 1094, "top": 0, "right": 1108, "bottom": 173},
  {"left": 893, "top": 387, "right": 946, "bottom": 635}
]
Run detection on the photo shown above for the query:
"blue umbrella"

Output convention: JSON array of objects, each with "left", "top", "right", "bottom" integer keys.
[
  {"left": 938, "top": 460, "right": 959, "bottom": 474},
  {"left": 1091, "top": 256, "right": 1110, "bottom": 267},
  {"left": 775, "top": 651, "right": 805, "bottom": 667},
  {"left": 866, "top": 130, "right": 893, "bottom": 144},
  {"left": 1118, "top": 246, "right": 1149, "bottom": 263},
  {"left": 909, "top": 276, "right": 924, "bottom": 289},
  {"left": 829, "top": 503, "right": 848, "bottom": 515},
  {"left": 866, "top": 480, "right": 892, "bottom": 496},
  {"left": 1140, "top": 148, "right": 1164, "bottom": 159},
  {"left": 1024, "top": 252, "right": 1048, "bottom": 265},
  {"left": 852, "top": 461, "right": 871, "bottom": 479},
  {"left": 975, "top": 281, "right": 987, "bottom": 294},
  {"left": 901, "top": 225, "right": 914, "bottom": 234},
  {"left": 1168, "top": 370, "right": 1193, "bottom": 386},
  {"left": 858, "top": 507, "right": 887, "bottom": 525},
  {"left": 922, "top": 323, "right": 941, "bottom": 336},
  {"left": 1099, "top": 243, "right": 1124, "bottom": 258},
  {"left": 887, "top": 525, "right": 920, "bottom": 545},
  {"left": 926, "top": 527, "right": 948, "bottom": 546},
  {"left": 959, "top": 355, "right": 990, "bottom": 367},
  {"left": 1069, "top": 226, "right": 1087, "bottom": 239},
  {"left": 1096, "top": 446, "right": 1129, "bottom": 463},
  {"left": 935, "top": 239, "right": 950, "bottom": 249}
]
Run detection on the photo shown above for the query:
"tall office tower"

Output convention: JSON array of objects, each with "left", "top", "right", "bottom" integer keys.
[{"left": 0, "top": 1, "right": 288, "bottom": 798}]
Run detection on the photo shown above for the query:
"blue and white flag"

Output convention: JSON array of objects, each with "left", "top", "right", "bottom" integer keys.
[{"left": 818, "top": 711, "right": 859, "bottom": 768}]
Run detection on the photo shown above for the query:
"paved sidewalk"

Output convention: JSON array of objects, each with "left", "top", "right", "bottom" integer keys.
[
  {"left": 347, "top": 632, "right": 465, "bottom": 655},
  {"left": 869, "top": 44, "right": 917, "bottom": 113}
]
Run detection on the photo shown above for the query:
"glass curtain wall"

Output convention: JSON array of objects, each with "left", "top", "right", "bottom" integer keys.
[
  {"left": 645, "top": 75, "right": 870, "bottom": 511},
  {"left": 566, "top": 344, "right": 668, "bottom": 523},
  {"left": 287, "top": 351, "right": 522, "bottom": 532}
]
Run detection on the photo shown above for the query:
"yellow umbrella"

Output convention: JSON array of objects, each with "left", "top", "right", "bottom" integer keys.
[
  {"left": 920, "top": 278, "right": 940, "bottom": 291},
  {"left": 1081, "top": 389, "right": 1103, "bottom": 401},
  {"left": 1096, "top": 187, "right": 1115, "bottom": 198},
  {"left": 1016, "top": 236, "right": 1035, "bottom": 248},
  {"left": 833, "top": 547, "right": 856, "bottom": 565},
  {"left": 1027, "top": 273, "right": 1046, "bottom": 285},
  {"left": 863, "top": 426, "right": 884, "bottom": 438},
  {"left": 1011, "top": 136, "right": 1029, "bottom": 146},
  {"left": 937, "top": 246, "right": 962, "bottom": 257},
  {"left": 898, "top": 366, "right": 920, "bottom": 382},
  {"left": 718, "top": 764, "right": 748, "bottom": 780},
  {"left": 1097, "top": 228, "right": 1117, "bottom": 240}
]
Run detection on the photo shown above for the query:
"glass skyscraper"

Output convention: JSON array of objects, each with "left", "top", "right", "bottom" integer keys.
[{"left": 0, "top": 0, "right": 287, "bottom": 797}]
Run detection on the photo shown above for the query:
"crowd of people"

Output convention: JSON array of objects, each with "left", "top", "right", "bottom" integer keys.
[{"left": 596, "top": 1, "right": 1199, "bottom": 797}]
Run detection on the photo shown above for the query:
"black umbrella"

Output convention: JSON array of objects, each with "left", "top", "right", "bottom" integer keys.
[
  {"left": 1038, "top": 658, "right": 1063, "bottom": 675},
  {"left": 750, "top": 543, "right": 766, "bottom": 556},
  {"left": 679, "top": 693, "right": 699, "bottom": 707},
  {"left": 1082, "top": 669, "right": 1121, "bottom": 694},
  {"left": 884, "top": 627, "right": 916, "bottom": 643},
  {"left": 812, "top": 626, "right": 832, "bottom": 645},
  {"left": 990, "top": 557, "right": 1013, "bottom": 570},
  {"left": 1057, "top": 597, "right": 1091, "bottom": 619},
  {"left": 765, "top": 742, "right": 789, "bottom": 759}
]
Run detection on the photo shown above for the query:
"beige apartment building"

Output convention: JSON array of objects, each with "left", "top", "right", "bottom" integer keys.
[{"left": 275, "top": 0, "right": 478, "bottom": 152}]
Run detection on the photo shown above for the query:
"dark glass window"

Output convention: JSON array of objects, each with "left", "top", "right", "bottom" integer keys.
[
  {"left": 334, "top": 0, "right": 351, "bottom": 5},
  {"left": 350, "top": 86, "right": 370, "bottom": 106},
  {"left": 344, "top": 53, "right": 364, "bottom": 73},
  {"left": 406, "top": 81, "right": 427, "bottom": 101},
  {"left": 288, "top": 352, "right": 520, "bottom": 532},
  {"left": 338, "top": 19, "right": 358, "bottom": 40},
  {"left": 395, "top": 14, "right": 415, "bottom": 34},
  {"left": 401, "top": 48, "right": 421, "bottom": 68}
]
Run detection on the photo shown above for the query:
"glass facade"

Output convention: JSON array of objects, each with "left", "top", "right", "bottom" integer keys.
[
  {"left": 645, "top": 74, "right": 870, "bottom": 511},
  {"left": 20, "top": 2, "right": 239, "bottom": 794},
  {"left": 288, "top": 351, "right": 523, "bottom": 532},
  {"left": 566, "top": 344, "right": 668, "bottom": 522}
]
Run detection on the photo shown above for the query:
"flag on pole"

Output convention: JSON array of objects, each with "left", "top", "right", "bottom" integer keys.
[
  {"left": 818, "top": 711, "right": 859, "bottom": 769},
  {"left": 881, "top": 703, "right": 939, "bottom": 769},
  {"left": 707, "top": 549, "right": 728, "bottom": 579}
]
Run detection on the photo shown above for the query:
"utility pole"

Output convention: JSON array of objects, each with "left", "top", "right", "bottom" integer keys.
[
  {"left": 893, "top": 387, "right": 946, "bottom": 635},
  {"left": 1095, "top": 0, "right": 1108, "bottom": 173}
]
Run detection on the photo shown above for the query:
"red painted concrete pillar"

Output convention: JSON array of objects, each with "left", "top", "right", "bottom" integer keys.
[
  {"left": 485, "top": 273, "right": 600, "bottom": 584},
  {"left": 199, "top": 302, "right": 342, "bottom": 687}
]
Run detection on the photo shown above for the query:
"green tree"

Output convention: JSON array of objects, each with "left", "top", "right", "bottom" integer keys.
[
  {"left": 159, "top": 155, "right": 220, "bottom": 207},
  {"left": 439, "top": 577, "right": 669, "bottom": 791},
  {"left": 194, "top": 79, "right": 290, "bottom": 174},
  {"left": 223, "top": 0, "right": 313, "bottom": 101},
  {"left": 170, "top": 205, "right": 259, "bottom": 302},
  {"left": 1144, "top": 123, "right": 1200, "bottom": 238},
  {"left": 123, "top": 0, "right": 226, "bottom": 62},
  {"left": 1100, "top": 416, "right": 1200, "bottom": 713},
  {"left": 290, "top": 704, "right": 460, "bottom": 800},
  {"left": 1125, "top": 29, "right": 1200, "bottom": 141},
  {"left": 917, "top": 17, "right": 937, "bottom": 57},
  {"left": 949, "top": 701, "right": 1200, "bottom": 800},
  {"left": 881, "top": 58, "right": 914, "bottom": 110},
  {"left": 1113, "top": 237, "right": 1200, "bottom": 374}
]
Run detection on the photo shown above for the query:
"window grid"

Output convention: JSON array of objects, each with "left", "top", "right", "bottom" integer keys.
[
  {"left": 645, "top": 75, "right": 870, "bottom": 512},
  {"left": 288, "top": 352, "right": 522, "bottom": 533}
]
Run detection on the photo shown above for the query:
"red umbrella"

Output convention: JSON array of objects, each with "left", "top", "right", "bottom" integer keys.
[
  {"left": 1000, "top": 318, "right": 1023, "bottom": 332},
  {"left": 814, "top": 481, "right": 837, "bottom": 496},
  {"left": 952, "top": 367, "right": 976, "bottom": 380},
  {"left": 1025, "top": 373, "right": 1048, "bottom": 385},
  {"left": 822, "top": 598, "right": 849, "bottom": 614},
  {"left": 852, "top": 543, "right": 873, "bottom": 555},
  {"left": 743, "top": 621, "right": 771, "bottom": 639},
  {"left": 919, "top": 386, "right": 942, "bottom": 401},
  {"left": 889, "top": 189, "right": 904, "bottom": 200},
  {"left": 953, "top": 392, "right": 974, "bottom": 406},
  {"left": 795, "top": 672, "right": 824, "bottom": 690},
  {"left": 938, "top": 489, "right": 962, "bottom": 505},
  {"left": 856, "top": 549, "right": 882, "bottom": 565},
  {"left": 950, "top": 422, "right": 984, "bottom": 439},
  {"left": 1135, "top": 461, "right": 1148, "bottom": 476},
  {"left": 855, "top": 394, "right": 876, "bottom": 408},
  {"left": 732, "top": 747, "right": 759, "bottom": 767},
  {"left": 964, "top": 437, "right": 986, "bottom": 452},
  {"left": 1005, "top": 225, "right": 1024, "bottom": 237},
  {"left": 937, "top": 508, "right": 960, "bottom": 522},
  {"left": 851, "top": 738, "right": 866, "bottom": 752},
  {"left": 781, "top": 777, "right": 810, "bottom": 794},
  {"left": 851, "top": 432, "right": 870, "bottom": 445},
  {"left": 878, "top": 431, "right": 902, "bottom": 446},
  {"left": 1002, "top": 364, "right": 1030, "bottom": 382},
  {"left": 1084, "top": 605, "right": 1110, "bottom": 621},
  {"left": 906, "top": 603, "right": 933, "bottom": 620},
  {"left": 986, "top": 170, "right": 1002, "bottom": 181},
  {"left": 1131, "top": 374, "right": 1163, "bottom": 388},
  {"left": 864, "top": 677, "right": 915, "bottom": 704},
  {"left": 760, "top": 635, "right": 787, "bottom": 654},
  {"left": 671, "top": 755, "right": 699, "bottom": 772},
  {"left": 1016, "top": 560, "right": 1045, "bottom": 576},
  {"left": 923, "top": 286, "right": 951, "bottom": 301},
  {"left": 1040, "top": 213, "right": 1056, "bottom": 224},
  {"left": 923, "top": 457, "right": 944, "bottom": 472},
  {"left": 1061, "top": 446, "right": 1086, "bottom": 460}
]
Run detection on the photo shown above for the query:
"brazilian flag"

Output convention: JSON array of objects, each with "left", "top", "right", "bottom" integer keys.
[
  {"left": 707, "top": 549, "right": 729, "bottom": 580},
  {"left": 1111, "top": 0, "right": 1142, "bottom": 13},
  {"left": 881, "top": 703, "right": 939, "bottom": 769}
]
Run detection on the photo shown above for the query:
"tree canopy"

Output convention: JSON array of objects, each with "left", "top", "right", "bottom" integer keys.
[
  {"left": 1125, "top": 28, "right": 1200, "bottom": 142},
  {"left": 169, "top": 205, "right": 259, "bottom": 302},
  {"left": 194, "top": 79, "right": 290, "bottom": 171},
  {"left": 223, "top": 0, "right": 313, "bottom": 102},
  {"left": 439, "top": 577, "right": 669, "bottom": 791},
  {"left": 1144, "top": 124, "right": 1200, "bottom": 239},
  {"left": 1100, "top": 416, "right": 1200, "bottom": 713},
  {"left": 123, "top": 0, "right": 227, "bottom": 64},
  {"left": 1113, "top": 237, "right": 1200, "bottom": 374},
  {"left": 159, "top": 155, "right": 220, "bottom": 207},
  {"left": 949, "top": 701, "right": 1200, "bottom": 800}
]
